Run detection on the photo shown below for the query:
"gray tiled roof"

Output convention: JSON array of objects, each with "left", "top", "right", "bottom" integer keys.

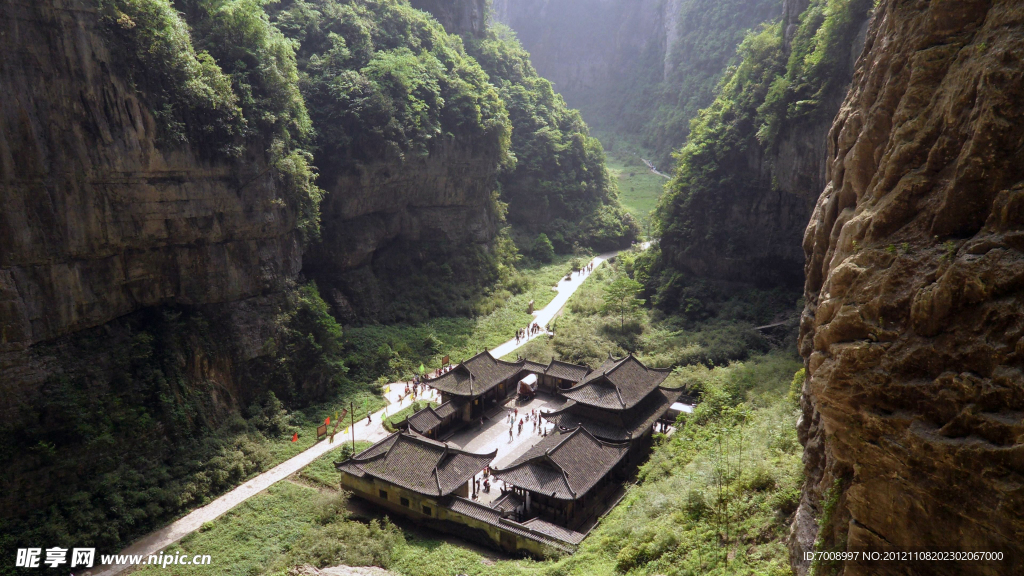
[
  {"left": 491, "top": 428, "right": 629, "bottom": 501},
  {"left": 405, "top": 400, "right": 462, "bottom": 433},
  {"left": 491, "top": 492, "right": 524, "bottom": 515},
  {"left": 433, "top": 400, "right": 460, "bottom": 419},
  {"left": 336, "top": 432, "right": 495, "bottom": 496},
  {"left": 544, "top": 360, "right": 590, "bottom": 383},
  {"left": 561, "top": 355, "right": 671, "bottom": 410},
  {"left": 406, "top": 406, "right": 442, "bottom": 433},
  {"left": 546, "top": 388, "right": 682, "bottom": 441},
  {"left": 427, "top": 351, "right": 525, "bottom": 397},
  {"left": 523, "top": 360, "right": 548, "bottom": 373},
  {"left": 522, "top": 518, "right": 587, "bottom": 545}
]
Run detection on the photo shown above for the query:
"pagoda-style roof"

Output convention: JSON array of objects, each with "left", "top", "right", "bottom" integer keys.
[
  {"left": 427, "top": 351, "right": 525, "bottom": 398},
  {"left": 520, "top": 358, "right": 590, "bottom": 383},
  {"left": 545, "top": 387, "right": 683, "bottom": 441},
  {"left": 523, "top": 360, "right": 548, "bottom": 373},
  {"left": 406, "top": 400, "right": 461, "bottom": 434},
  {"left": 560, "top": 354, "right": 671, "bottom": 411},
  {"left": 336, "top": 432, "right": 495, "bottom": 497},
  {"left": 490, "top": 428, "right": 629, "bottom": 501},
  {"left": 543, "top": 359, "right": 591, "bottom": 383}
]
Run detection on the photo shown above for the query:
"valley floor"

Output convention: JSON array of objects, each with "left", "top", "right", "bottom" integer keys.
[
  {"left": 117, "top": 250, "right": 804, "bottom": 576},
  {"left": 89, "top": 252, "right": 620, "bottom": 576}
]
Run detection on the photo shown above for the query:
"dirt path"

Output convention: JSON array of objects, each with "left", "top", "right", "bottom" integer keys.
[{"left": 641, "top": 158, "right": 672, "bottom": 180}]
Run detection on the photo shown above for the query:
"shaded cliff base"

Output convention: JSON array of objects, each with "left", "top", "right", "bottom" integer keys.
[
  {"left": 309, "top": 233, "right": 517, "bottom": 325},
  {"left": 0, "top": 285, "right": 382, "bottom": 567}
]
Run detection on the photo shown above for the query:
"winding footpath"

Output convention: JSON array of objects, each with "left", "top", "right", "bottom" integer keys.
[
  {"left": 87, "top": 249, "right": 628, "bottom": 575},
  {"left": 641, "top": 158, "right": 672, "bottom": 180}
]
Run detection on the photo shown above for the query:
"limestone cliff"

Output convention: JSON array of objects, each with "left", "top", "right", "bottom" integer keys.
[
  {"left": 266, "top": 0, "right": 512, "bottom": 324},
  {"left": 794, "top": 1, "right": 1024, "bottom": 575},
  {"left": 490, "top": 0, "right": 781, "bottom": 163},
  {"left": 305, "top": 140, "right": 502, "bottom": 322},
  {"left": 654, "top": 0, "right": 872, "bottom": 291},
  {"left": 490, "top": 0, "right": 677, "bottom": 114},
  {"left": 409, "top": 0, "right": 487, "bottom": 37},
  {"left": 0, "top": 0, "right": 302, "bottom": 382}
]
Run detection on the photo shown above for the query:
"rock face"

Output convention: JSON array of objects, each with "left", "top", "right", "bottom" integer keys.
[
  {"left": 304, "top": 139, "right": 501, "bottom": 321},
  {"left": 658, "top": 0, "right": 872, "bottom": 290},
  {"left": 490, "top": 0, "right": 780, "bottom": 159},
  {"left": 490, "top": 0, "right": 676, "bottom": 114},
  {"left": 410, "top": 0, "right": 487, "bottom": 36},
  {"left": 794, "top": 1, "right": 1024, "bottom": 575},
  {"left": 0, "top": 0, "right": 300, "bottom": 368}
]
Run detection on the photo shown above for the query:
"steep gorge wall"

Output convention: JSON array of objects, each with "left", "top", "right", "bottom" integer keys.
[
  {"left": 655, "top": 0, "right": 872, "bottom": 291},
  {"left": 306, "top": 140, "right": 502, "bottom": 321},
  {"left": 490, "top": 0, "right": 675, "bottom": 114},
  {"left": 491, "top": 0, "right": 781, "bottom": 163},
  {"left": 410, "top": 0, "right": 487, "bottom": 36},
  {"left": 0, "top": 0, "right": 300, "bottom": 384},
  {"left": 794, "top": 1, "right": 1024, "bottom": 574}
]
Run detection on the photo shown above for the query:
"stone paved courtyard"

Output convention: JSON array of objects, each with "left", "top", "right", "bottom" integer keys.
[{"left": 446, "top": 391, "right": 568, "bottom": 505}]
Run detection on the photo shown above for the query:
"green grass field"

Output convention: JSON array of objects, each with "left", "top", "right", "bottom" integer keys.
[{"left": 602, "top": 145, "right": 669, "bottom": 238}]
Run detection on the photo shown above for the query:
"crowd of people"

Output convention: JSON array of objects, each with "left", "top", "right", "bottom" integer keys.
[
  {"left": 394, "top": 376, "right": 439, "bottom": 405},
  {"left": 431, "top": 365, "right": 454, "bottom": 378},
  {"left": 506, "top": 407, "right": 550, "bottom": 441},
  {"left": 515, "top": 322, "right": 544, "bottom": 344}
]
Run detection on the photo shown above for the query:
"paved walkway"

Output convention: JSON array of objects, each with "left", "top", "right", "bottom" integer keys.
[
  {"left": 489, "top": 250, "right": 617, "bottom": 359},
  {"left": 88, "top": 247, "right": 636, "bottom": 575},
  {"left": 87, "top": 391, "right": 419, "bottom": 576},
  {"left": 641, "top": 158, "right": 672, "bottom": 180}
]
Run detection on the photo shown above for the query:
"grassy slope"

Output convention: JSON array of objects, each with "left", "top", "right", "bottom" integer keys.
[
  {"left": 298, "top": 441, "right": 374, "bottom": 490},
  {"left": 606, "top": 158, "right": 666, "bottom": 238}
]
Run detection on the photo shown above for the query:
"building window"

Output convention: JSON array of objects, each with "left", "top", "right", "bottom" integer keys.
[
  {"left": 379, "top": 489, "right": 387, "bottom": 500},
  {"left": 400, "top": 497, "right": 410, "bottom": 507},
  {"left": 423, "top": 505, "right": 432, "bottom": 516}
]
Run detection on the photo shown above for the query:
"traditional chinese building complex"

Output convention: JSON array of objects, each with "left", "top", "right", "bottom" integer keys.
[{"left": 336, "top": 353, "right": 681, "bottom": 556}]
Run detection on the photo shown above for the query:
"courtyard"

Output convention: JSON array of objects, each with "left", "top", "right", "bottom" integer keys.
[{"left": 445, "top": 392, "right": 569, "bottom": 506}]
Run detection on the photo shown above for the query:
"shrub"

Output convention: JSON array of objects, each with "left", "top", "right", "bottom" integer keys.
[
  {"left": 533, "top": 233, "right": 555, "bottom": 262},
  {"left": 271, "top": 0, "right": 511, "bottom": 180}
]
